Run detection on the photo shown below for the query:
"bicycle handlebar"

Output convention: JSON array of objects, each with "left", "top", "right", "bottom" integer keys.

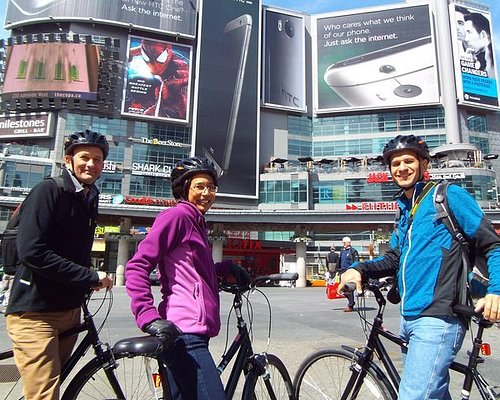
[
  {"left": 352, "top": 283, "right": 494, "bottom": 327},
  {"left": 252, "top": 273, "right": 299, "bottom": 286},
  {"left": 219, "top": 272, "right": 299, "bottom": 294}
]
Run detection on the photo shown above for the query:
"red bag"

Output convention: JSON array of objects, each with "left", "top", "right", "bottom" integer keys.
[{"left": 326, "top": 282, "right": 343, "bottom": 299}]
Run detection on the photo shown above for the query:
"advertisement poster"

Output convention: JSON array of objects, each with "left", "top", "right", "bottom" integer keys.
[
  {"left": 0, "top": 112, "right": 53, "bottom": 139},
  {"left": 2, "top": 42, "right": 99, "bottom": 101},
  {"left": 121, "top": 36, "right": 193, "bottom": 123},
  {"left": 314, "top": 4, "right": 439, "bottom": 113},
  {"left": 450, "top": 3, "right": 499, "bottom": 109},
  {"left": 262, "top": 8, "right": 306, "bottom": 112},
  {"left": 194, "top": 0, "right": 260, "bottom": 198},
  {"left": 5, "top": 0, "right": 198, "bottom": 38}
]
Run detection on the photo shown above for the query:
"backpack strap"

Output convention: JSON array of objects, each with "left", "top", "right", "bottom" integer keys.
[
  {"left": 48, "top": 175, "right": 66, "bottom": 190},
  {"left": 15, "top": 175, "right": 66, "bottom": 222},
  {"left": 435, "top": 181, "right": 468, "bottom": 246},
  {"left": 393, "top": 207, "right": 401, "bottom": 240},
  {"left": 434, "top": 181, "right": 472, "bottom": 306}
]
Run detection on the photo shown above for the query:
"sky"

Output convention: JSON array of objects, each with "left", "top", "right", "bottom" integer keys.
[{"left": 0, "top": 0, "right": 499, "bottom": 78}]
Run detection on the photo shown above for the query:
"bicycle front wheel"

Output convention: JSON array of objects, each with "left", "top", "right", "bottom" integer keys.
[
  {"left": 242, "top": 353, "right": 294, "bottom": 400},
  {"left": 293, "top": 348, "right": 394, "bottom": 400},
  {"left": 62, "top": 353, "right": 169, "bottom": 400}
]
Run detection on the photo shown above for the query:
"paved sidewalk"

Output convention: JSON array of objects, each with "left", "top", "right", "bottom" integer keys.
[{"left": 0, "top": 286, "right": 498, "bottom": 398}]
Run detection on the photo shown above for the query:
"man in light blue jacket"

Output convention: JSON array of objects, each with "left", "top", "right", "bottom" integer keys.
[{"left": 339, "top": 135, "right": 500, "bottom": 400}]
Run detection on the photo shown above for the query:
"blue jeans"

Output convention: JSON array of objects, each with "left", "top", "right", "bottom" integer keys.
[
  {"left": 164, "top": 333, "right": 225, "bottom": 400},
  {"left": 398, "top": 315, "right": 466, "bottom": 400}
]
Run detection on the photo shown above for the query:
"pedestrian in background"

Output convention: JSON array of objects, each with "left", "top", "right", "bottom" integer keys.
[
  {"left": 337, "top": 237, "right": 359, "bottom": 312},
  {"left": 325, "top": 245, "right": 339, "bottom": 283}
]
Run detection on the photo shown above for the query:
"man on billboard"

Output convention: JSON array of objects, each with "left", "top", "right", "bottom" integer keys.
[
  {"left": 124, "top": 39, "right": 190, "bottom": 120},
  {"left": 454, "top": 5, "right": 470, "bottom": 56},
  {"left": 464, "top": 12, "right": 494, "bottom": 78}
]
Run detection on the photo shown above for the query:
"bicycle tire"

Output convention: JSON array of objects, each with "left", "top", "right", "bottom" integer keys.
[
  {"left": 242, "top": 353, "right": 294, "bottom": 400},
  {"left": 62, "top": 352, "right": 169, "bottom": 400},
  {"left": 293, "top": 348, "right": 394, "bottom": 400}
]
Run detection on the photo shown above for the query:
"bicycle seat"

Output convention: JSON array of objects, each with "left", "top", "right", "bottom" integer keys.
[{"left": 113, "top": 335, "right": 166, "bottom": 357}]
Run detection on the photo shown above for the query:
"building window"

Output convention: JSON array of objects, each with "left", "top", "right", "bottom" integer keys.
[
  {"left": 466, "top": 113, "right": 487, "bottom": 133},
  {"left": 469, "top": 135, "right": 490, "bottom": 154},
  {"left": 289, "top": 139, "right": 312, "bottom": 156},
  {"left": 98, "top": 175, "right": 123, "bottom": 195},
  {"left": 130, "top": 176, "right": 173, "bottom": 198},
  {"left": 259, "top": 179, "right": 307, "bottom": 204},
  {"left": 288, "top": 115, "right": 312, "bottom": 137},
  {"left": 3, "top": 162, "right": 52, "bottom": 190},
  {"left": 308, "top": 108, "right": 445, "bottom": 137},
  {"left": 311, "top": 179, "right": 400, "bottom": 205},
  {"left": 458, "top": 175, "right": 497, "bottom": 201}
]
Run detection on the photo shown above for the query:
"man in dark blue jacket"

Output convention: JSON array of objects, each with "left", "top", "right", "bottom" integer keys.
[
  {"left": 5, "top": 130, "right": 114, "bottom": 400},
  {"left": 339, "top": 135, "right": 500, "bottom": 400}
]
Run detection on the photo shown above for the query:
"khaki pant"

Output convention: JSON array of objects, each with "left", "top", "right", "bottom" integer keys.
[{"left": 6, "top": 308, "right": 80, "bottom": 400}]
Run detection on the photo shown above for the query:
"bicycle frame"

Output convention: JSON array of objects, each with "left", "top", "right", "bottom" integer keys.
[
  {"left": 342, "top": 290, "right": 403, "bottom": 398},
  {"left": 449, "top": 307, "right": 497, "bottom": 400},
  {"left": 217, "top": 273, "right": 298, "bottom": 399},
  {"left": 0, "top": 291, "right": 121, "bottom": 398},
  {"left": 343, "top": 284, "right": 497, "bottom": 400},
  {"left": 216, "top": 287, "right": 256, "bottom": 399},
  {"left": 60, "top": 299, "right": 115, "bottom": 383}
]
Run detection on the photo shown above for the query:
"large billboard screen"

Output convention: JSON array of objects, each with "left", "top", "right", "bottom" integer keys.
[
  {"left": 314, "top": 4, "right": 440, "bottom": 113},
  {"left": 121, "top": 36, "right": 193, "bottom": 124},
  {"left": 5, "top": 0, "right": 197, "bottom": 38},
  {"left": 449, "top": 4, "right": 499, "bottom": 109},
  {"left": 194, "top": 0, "right": 260, "bottom": 198},
  {"left": 262, "top": 8, "right": 306, "bottom": 112},
  {"left": 2, "top": 42, "right": 99, "bottom": 101}
]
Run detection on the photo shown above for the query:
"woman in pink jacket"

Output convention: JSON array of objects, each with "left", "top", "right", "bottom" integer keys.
[{"left": 125, "top": 157, "right": 249, "bottom": 399}]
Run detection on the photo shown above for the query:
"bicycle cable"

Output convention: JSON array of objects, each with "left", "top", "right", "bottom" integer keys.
[
  {"left": 249, "top": 287, "right": 273, "bottom": 351},
  {"left": 355, "top": 291, "right": 374, "bottom": 342},
  {"left": 219, "top": 286, "right": 274, "bottom": 356},
  {"left": 86, "top": 289, "right": 114, "bottom": 335},
  {"left": 243, "top": 289, "right": 255, "bottom": 341}
]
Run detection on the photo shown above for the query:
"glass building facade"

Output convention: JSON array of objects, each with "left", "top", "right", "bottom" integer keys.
[
  {"left": 260, "top": 107, "right": 498, "bottom": 211},
  {"left": 64, "top": 113, "right": 191, "bottom": 199}
]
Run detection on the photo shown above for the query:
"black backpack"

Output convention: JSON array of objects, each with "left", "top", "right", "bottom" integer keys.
[
  {"left": 434, "top": 181, "right": 489, "bottom": 304},
  {"left": 1, "top": 176, "right": 65, "bottom": 276}
]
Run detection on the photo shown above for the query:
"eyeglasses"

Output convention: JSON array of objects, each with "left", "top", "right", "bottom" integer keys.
[{"left": 190, "top": 184, "right": 218, "bottom": 194}]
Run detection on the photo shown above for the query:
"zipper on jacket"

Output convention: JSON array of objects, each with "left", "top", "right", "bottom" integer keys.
[
  {"left": 400, "top": 188, "right": 419, "bottom": 315},
  {"left": 400, "top": 221, "right": 414, "bottom": 315}
]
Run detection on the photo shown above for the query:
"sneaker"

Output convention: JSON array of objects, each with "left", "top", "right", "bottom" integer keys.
[{"left": 343, "top": 307, "right": 354, "bottom": 312}]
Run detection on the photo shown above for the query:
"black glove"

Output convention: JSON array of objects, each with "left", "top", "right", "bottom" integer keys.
[
  {"left": 143, "top": 319, "right": 181, "bottom": 347},
  {"left": 230, "top": 263, "right": 251, "bottom": 289}
]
